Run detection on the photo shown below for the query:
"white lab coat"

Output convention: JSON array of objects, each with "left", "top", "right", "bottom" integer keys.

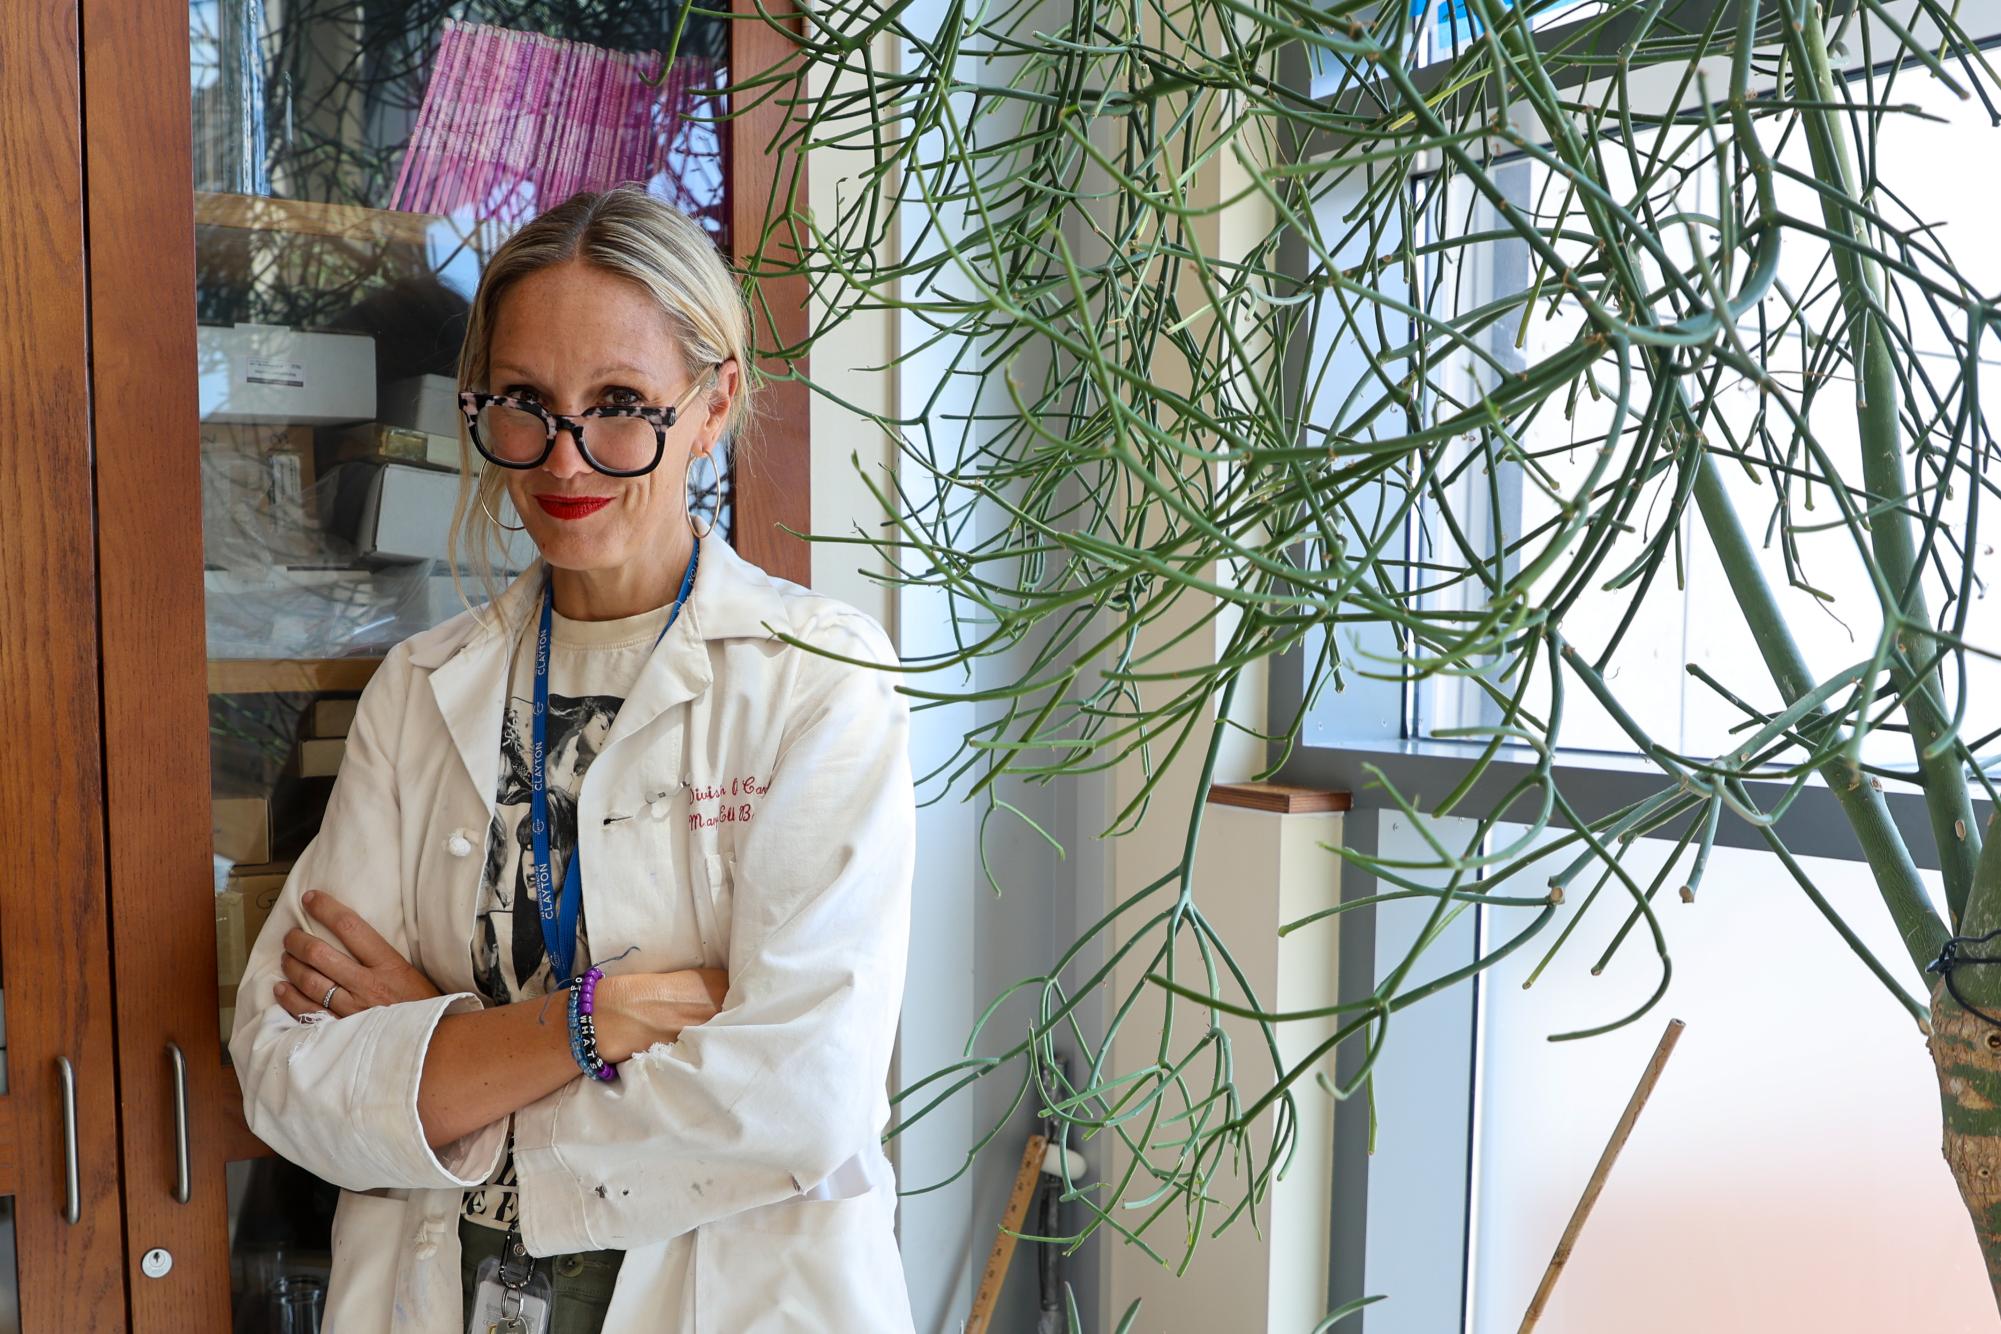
[{"left": 227, "top": 529, "right": 918, "bottom": 1333}]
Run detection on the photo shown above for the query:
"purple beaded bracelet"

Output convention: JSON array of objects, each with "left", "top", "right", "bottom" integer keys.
[{"left": 568, "top": 966, "right": 618, "bottom": 1082}]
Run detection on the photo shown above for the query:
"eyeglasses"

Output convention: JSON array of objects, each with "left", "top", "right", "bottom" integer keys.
[{"left": 458, "top": 364, "right": 721, "bottom": 477}]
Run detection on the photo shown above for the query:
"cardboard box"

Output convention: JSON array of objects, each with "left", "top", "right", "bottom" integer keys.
[
  {"left": 198, "top": 323, "right": 376, "bottom": 425},
  {"left": 212, "top": 795, "right": 271, "bottom": 865},
  {"left": 293, "top": 738, "right": 345, "bottom": 778},
  {"left": 227, "top": 864, "right": 292, "bottom": 950},
  {"left": 202, "top": 421, "right": 317, "bottom": 490},
  {"left": 378, "top": 374, "right": 460, "bottom": 439},
  {"left": 321, "top": 421, "right": 462, "bottom": 472},
  {"left": 310, "top": 698, "right": 357, "bottom": 738},
  {"left": 321, "top": 461, "right": 533, "bottom": 565},
  {"left": 201, "top": 422, "right": 319, "bottom": 553},
  {"left": 214, "top": 779, "right": 332, "bottom": 865}
]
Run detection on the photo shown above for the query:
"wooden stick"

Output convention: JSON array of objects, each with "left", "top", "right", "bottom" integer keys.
[
  {"left": 1518, "top": 1018, "right": 1685, "bottom": 1332},
  {"left": 966, "top": 1133, "right": 1049, "bottom": 1334}
]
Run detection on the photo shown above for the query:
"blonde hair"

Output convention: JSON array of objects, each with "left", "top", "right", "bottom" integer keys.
[{"left": 447, "top": 186, "right": 754, "bottom": 628}]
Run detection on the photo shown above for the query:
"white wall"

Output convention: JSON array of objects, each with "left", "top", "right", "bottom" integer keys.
[
  {"left": 800, "top": 6, "right": 1322, "bottom": 1328},
  {"left": 802, "top": 7, "right": 1104, "bottom": 1329},
  {"left": 1104, "top": 802, "right": 1347, "bottom": 1332}
]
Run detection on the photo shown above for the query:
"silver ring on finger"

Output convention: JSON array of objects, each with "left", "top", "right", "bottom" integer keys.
[{"left": 322, "top": 983, "right": 340, "bottom": 1010}]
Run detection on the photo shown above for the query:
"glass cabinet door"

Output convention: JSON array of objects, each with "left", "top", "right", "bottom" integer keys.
[
  {"left": 97, "top": 3, "right": 737, "bottom": 1330},
  {"left": 192, "top": 5, "right": 732, "bottom": 1328}
]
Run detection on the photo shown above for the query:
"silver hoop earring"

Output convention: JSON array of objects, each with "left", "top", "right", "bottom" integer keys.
[
  {"left": 480, "top": 489, "right": 527, "bottom": 533},
  {"left": 686, "top": 448, "right": 720, "bottom": 540}
]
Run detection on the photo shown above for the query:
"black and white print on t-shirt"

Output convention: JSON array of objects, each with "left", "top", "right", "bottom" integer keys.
[{"left": 473, "top": 689, "right": 625, "bottom": 1006}]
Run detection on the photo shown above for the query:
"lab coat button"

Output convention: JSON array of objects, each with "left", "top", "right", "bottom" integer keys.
[{"left": 446, "top": 832, "right": 474, "bottom": 857}]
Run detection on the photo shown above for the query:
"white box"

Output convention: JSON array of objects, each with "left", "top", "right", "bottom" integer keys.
[
  {"left": 198, "top": 323, "right": 376, "bottom": 425},
  {"left": 378, "top": 374, "right": 461, "bottom": 440},
  {"left": 323, "top": 462, "right": 533, "bottom": 565}
]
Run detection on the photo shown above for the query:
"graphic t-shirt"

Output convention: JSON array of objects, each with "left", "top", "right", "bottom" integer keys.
[{"left": 460, "top": 594, "right": 676, "bottom": 1233}]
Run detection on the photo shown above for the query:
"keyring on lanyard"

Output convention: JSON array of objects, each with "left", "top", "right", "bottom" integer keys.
[
  {"left": 483, "top": 1125, "right": 542, "bottom": 1334},
  {"left": 527, "top": 545, "right": 698, "bottom": 983},
  {"left": 497, "top": 1217, "right": 536, "bottom": 1327}
]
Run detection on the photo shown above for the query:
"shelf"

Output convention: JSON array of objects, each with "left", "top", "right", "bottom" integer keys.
[
  {"left": 1207, "top": 781, "right": 1352, "bottom": 815},
  {"left": 194, "top": 191, "right": 443, "bottom": 247},
  {"left": 208, "top": 657, "right": 381, "bottom": 695}
]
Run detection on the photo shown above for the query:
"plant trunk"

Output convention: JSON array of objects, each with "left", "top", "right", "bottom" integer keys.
[{"left": 1929, "top": 972, "right": 2001, "bottom": 1308}]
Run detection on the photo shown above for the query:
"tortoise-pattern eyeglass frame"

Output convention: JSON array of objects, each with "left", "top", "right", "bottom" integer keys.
[{"left": 457, "top": 364, "right": 721, "bottom": 477}]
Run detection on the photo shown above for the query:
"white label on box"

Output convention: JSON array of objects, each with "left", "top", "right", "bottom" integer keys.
[
  {"left": 247, "top": 356, "right": 305, "bottom": 388},
  {"left": 267, "top": 453, "right": 303, "bottom": 508},
  {"left": 199, "top": 326, "right": 374, "bottom": 425}
]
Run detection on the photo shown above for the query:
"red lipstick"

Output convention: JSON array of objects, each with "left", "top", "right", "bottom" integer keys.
[{"left": 534, "top": 494, "right": 613, "bottom": 520}]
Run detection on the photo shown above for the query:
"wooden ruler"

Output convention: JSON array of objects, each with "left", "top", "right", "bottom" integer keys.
[{"left": 966, "top": 1133, "right": 1048, "bottom": 1334}]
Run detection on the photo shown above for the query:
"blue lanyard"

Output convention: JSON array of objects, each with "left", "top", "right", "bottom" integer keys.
[{"left": 529, "top": 546, "right": 699, "bottom": 983}]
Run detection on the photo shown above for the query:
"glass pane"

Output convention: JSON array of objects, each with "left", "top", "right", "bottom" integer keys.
[
  {"left": 0, "top": 1198, "right": 20, "bottom": 1334},
  {"left": 1347, "top": 74, "right": 2001, "bottom": 764},
  {"left": 192, "top": 2, "right": 731, "bottom": 1326},
  {"left": 1472, "top": 834, "right": 1990, "bottom": 1327},
  {"left": 227, "top": 1158, "right": 337, "bottom": 1333}
]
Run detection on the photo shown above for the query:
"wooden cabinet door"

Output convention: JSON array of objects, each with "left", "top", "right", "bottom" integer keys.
[
  {"left": 0, "top": 0, "right": 140, "bottom": 1330},
  {"left": 79, "top": 2, "right": 808, "bottom": 1331},
  {"left": 81, "top": 0, "right": 238, "bottom": 1327}
]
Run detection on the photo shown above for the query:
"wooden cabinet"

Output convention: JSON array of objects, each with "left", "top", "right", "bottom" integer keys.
[{"left": 0, "top": 0, "right": 808, "bottom": 1328}]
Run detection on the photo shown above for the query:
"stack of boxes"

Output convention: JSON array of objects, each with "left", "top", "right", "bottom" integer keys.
[
  {"left": 197, "top": 318, "right": 522, "bottom": 1042},
  {"left": 214, "top": 696, "right": 354, "bottom": 1042},
  {"left": 199, "top": 346, "right": 532, "bottom": 661}
]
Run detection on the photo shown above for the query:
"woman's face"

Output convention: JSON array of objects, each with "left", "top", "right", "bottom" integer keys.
[{"left": 485, "top": 259, "right": 731, "bottom": 575}]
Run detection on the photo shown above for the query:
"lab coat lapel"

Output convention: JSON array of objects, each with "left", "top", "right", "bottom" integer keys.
[
  {"left": 598, "top": 528, "right": 784, "bottom": 752},
  {"left": 427, "top": 640, "right": 510, "bottom": 819},
  {"left": 600, "top": 605, "right": 711, "bottom": 754},
  {"left": 419, "top": 532, "right": 784, "bottom": 804},
  {"left": 421, "top": 560, "right": 546, "bottom": 818}
]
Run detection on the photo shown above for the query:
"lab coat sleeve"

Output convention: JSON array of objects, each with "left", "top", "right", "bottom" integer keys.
[
  {"left": 510, "top": 609, "right": 914, "bottom": 1253},
  {"left": 227, "top": 644, "right": 510, "bottom": 1192}
]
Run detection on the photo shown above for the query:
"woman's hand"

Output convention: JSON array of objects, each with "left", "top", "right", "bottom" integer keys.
[
  {"left": 413, "top": 966, "right": 729, "bottom": 1148},
  {"left": 275, "top": 889, "right": 443, "bottom": 1020},
  {"left": 593, "top": 968, "right": 730, "bottom": 1061}
]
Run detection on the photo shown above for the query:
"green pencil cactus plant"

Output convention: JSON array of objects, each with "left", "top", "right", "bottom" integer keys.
[{"left": 710, "top": 0, "right": 2001, "bottom": 1313}]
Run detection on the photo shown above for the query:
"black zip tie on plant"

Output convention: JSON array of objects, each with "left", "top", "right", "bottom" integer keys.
[{"left": 1926, "top": 930, "right": 2001, "bottom": 1030}]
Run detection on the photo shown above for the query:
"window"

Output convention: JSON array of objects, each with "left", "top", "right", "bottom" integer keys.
[
  {"left": 1290, "top": 20, "right": 2001, "bottom": 769},
  {"left": 1352, "top": 810, "right": 1994, "bottom": 1329},
  {"left": 1285, "top": 6, "right": 2001, "bottom": 1330}
]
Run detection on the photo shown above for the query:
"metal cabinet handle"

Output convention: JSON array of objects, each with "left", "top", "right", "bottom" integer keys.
[
  {"left": 167, "top": 1042, "right": 190, "bottom": 1204},
  {"left": 55, "top": 1056, "right": 79, "bottom": 1225}
]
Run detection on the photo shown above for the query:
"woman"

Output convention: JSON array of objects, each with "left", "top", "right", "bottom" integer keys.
[{"left": 227, "top": 186, "right": 918, "bottom": 1334}]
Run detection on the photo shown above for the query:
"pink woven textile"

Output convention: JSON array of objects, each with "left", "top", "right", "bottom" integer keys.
[{"left": 390, "top": 19, "right": 721, "bottom": 230}]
